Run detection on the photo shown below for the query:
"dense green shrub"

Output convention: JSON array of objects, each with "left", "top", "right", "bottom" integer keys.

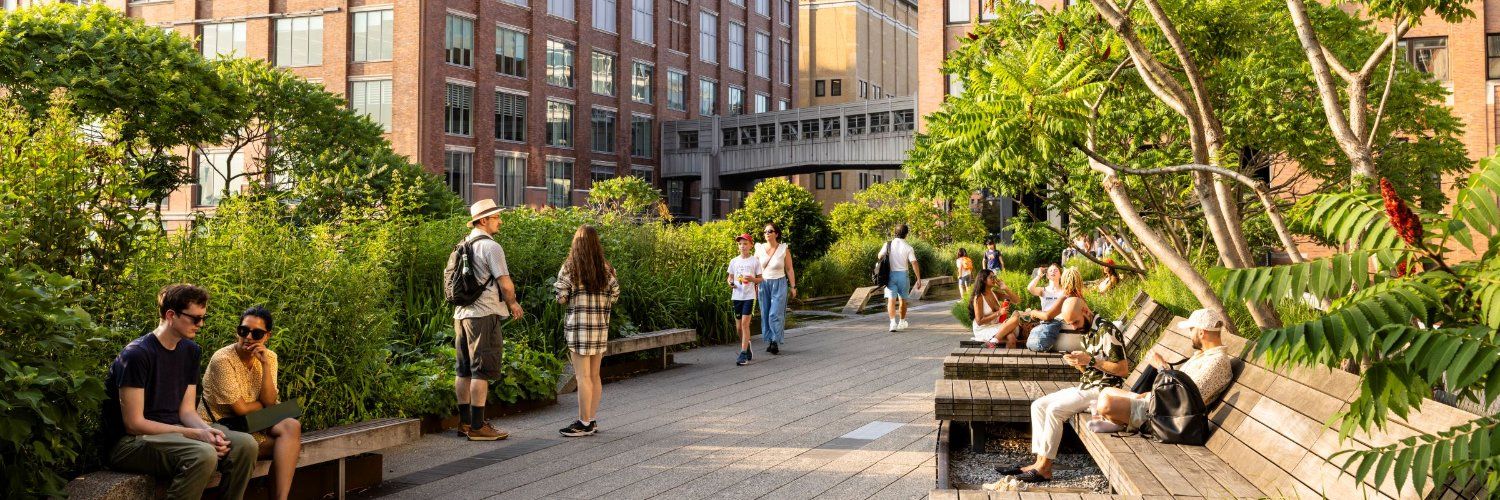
[
  {"left": 829, "top": 181, "right": 986, "bottom": 244},
  {"left": 588, "top": 176, "right": 670, "bottom": 221},
  {"left": 728, "top": 178, "right": 833, "bottom": 263}
]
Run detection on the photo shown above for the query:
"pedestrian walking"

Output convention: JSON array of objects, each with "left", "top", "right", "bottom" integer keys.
[
  {"left": 878, "top": 223, "right": 921, "bottom": 332},
  {"left": 982, "top": 240, "right": 1005, "bottom": 273},
  {"left": 446, "top": 199, "right": 525, "bottom": 441},
  {"left": 555, "top": 225, "right": 621, "bottom": 437},
  {"left": 955, "top": 248, "right": 975, "bottom": 293},
  {"left": 728, "top": 233, "right": 763, "bottom": 366},
  {"left": 756, "top": 222, "right": 797, "bottom": 354}
]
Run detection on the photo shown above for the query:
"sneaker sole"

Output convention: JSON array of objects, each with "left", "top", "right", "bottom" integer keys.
[
  {"left": 560, "top": 429, "right": 596, "bottom": 437},
  {"left": 467, "top": 435, "right": 506, "bottom": 441}
]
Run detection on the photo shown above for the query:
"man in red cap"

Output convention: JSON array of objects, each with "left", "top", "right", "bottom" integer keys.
[{"left": 727, "top": 233, "right": 763, "bottom": 366}]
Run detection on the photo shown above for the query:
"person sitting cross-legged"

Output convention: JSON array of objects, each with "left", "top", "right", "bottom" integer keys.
[
  {"left": 994, "top": 309, "right": 1131, "bottom": 483},
  {"left": 1090, "top": 309, "right": 1234, "bottom": 434}
]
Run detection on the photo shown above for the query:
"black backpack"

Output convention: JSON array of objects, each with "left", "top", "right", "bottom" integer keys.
[
  {"left": 443, "top": 234, "right": 496, "bottom": 306},
  {"left": 872, "top": 241, "right": 892, "bottom": 287},
  {"left": 1142, "top": 367, "right": 1211, "bottom": 445}
]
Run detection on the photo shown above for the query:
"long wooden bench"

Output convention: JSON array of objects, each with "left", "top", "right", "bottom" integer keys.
[
  {"left": 558, "top": 328, "right": 699, "bottom": 393},
  {"left": 66, "top": 417, "right": 420, "bottom": 500},
  {"left": 1069, "top": 321, "right": 1487, "bottom": 499}
]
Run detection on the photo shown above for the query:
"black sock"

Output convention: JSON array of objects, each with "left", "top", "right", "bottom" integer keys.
[
  {"left": 471, "top": 406, "right": 486, "bottom": 428},
  {"left": 458, "top": 403, "right": 471, "bottom": 425}
]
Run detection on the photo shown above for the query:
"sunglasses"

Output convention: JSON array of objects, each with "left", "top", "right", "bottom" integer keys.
[
  {"left": 175, "top": 310, "right": 206, "bottom": 325},
  {"left": 236, "top": 325, "right": 269, "bottom": 340}
]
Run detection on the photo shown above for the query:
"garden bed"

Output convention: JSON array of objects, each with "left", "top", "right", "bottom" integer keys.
[{"left": 942, "top": 422, "right": 1110, "bottom": 494}]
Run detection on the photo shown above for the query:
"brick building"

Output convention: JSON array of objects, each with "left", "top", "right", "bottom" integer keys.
[{"left": 92, "top": 0, "right": 794, "bottom": 222}]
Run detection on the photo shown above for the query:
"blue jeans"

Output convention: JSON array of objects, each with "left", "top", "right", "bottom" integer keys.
[
  {"left": 1027, "top": 320, "right": 1063, "bottom": 352},
  {"left": 759, "top": 277, "right": 788, "bottom": 344}
]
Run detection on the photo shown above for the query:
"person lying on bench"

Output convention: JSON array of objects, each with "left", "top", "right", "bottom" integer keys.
[
  {"left": 199, "top": 306, "right": 302, "bottom": 500},
  {"left": 1090, "top": 309, "right": 1234, "bottom": 434},
  {"left": 994, "top": 300, "right": 1129, "bottom": 484}
]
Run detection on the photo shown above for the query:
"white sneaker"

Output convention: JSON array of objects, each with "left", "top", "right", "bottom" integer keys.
[
  {"left": 898, "top": 319, "right": 909, "bottom": 331},
  {"left": 889, "top": 319, "right": 898, "bottom": 332}
]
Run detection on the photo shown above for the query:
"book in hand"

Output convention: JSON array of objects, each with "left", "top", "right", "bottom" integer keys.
[{"left": 219, "top": 400, "right": 302, "bottom": 434}]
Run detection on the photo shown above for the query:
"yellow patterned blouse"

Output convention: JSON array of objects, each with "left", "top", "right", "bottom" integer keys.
[{"left": 198, "top": 344, "right": 278, "bottom": 422}]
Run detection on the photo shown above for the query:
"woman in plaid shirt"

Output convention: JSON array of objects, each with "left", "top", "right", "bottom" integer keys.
[{"left": 554, "top": 225, "right": 621, "bottom": 437}]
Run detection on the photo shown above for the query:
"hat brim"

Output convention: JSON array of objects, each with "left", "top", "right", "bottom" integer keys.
[{"left": 469, "top": 207, "right": 503, "bottom": 223}]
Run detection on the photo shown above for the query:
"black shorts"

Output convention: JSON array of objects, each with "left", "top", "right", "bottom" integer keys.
[
  {"left": 455, "top": 315, "right": 504, "bottom": 380},
  {"left": 733, "top": 299, "right": 755, "bottom": 318}
]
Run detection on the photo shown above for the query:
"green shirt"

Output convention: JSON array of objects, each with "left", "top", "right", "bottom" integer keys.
[{"left": 1078, "top": 325, "right": 1126, "bottom": 391}]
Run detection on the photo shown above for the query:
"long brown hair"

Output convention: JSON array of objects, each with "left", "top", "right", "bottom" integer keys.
[{"left": 565, "top": 225, "right": 612, "bottom": 292}]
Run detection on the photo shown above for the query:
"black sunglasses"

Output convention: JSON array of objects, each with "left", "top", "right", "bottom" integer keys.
[
  {"left": 175, "top": 310, "right": 206, "bottom": 325},
  {"left": 236, "top": 325, "right": 269, "bottom": 340}
]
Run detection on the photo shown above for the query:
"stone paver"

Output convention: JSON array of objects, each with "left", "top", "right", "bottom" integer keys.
[{"left": 364, "top": 301, "right": 965, "bottom": 500}]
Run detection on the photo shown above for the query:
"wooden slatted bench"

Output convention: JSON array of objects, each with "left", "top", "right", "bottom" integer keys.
[
  {"left": 928, "top": 490, "right": 1124, "bottom": 499},
  {"left": 66, "top": 417, "right": 420, "bottom": 500},
  {"left": 607, "top": 327, "right": 697, "bottom": 369},
  {"left": 1068, "top": 321, "right": 1488, "bottom": 499},
  {"left": 943, "top": 352, "right": 1081, "bottom": 382},
  {"left": 935, "top": 379, "right": 1074, "bottom": 422}
]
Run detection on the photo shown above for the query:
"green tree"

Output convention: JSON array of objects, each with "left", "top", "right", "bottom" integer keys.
[
  {"left": 1214, "top": 155, "right": 1500, "bottom": 496},
  {"left": 588, "top": 176, "right": 671, "bottom": 221},
  {"left": 0, "top": 4, "right": 244, "bottom": 203},
  {"left": 829, "top": 181, "right": 985, "bottom": 244},
  {"left": 728, "top": 178, "right": 833, "bottom": 263}
]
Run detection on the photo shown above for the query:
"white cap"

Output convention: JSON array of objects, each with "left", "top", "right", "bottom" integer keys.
[{"left": 1178, "top": 309, "right": 1226, "bottom": 332}]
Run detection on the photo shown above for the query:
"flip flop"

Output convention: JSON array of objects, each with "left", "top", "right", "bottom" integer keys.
[
  {"left": 1016, "top": 470, "right": 1051, "bottom": 483},
  {"left": 994, "top": 464, "right": 1028, "bottom": 475}
]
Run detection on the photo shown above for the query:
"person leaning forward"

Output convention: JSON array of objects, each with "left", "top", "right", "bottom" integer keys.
[
  {"left": 453, "top": 199, "right": 525, "bottom": 442},
  {"left": 102, "top": 283, "right": 258, "bottom": 500}
]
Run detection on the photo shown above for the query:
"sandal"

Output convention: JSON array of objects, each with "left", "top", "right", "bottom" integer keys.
[
  {"left": 994, "top": 464, "right": 1028, "bottom": 475},
  {"left": 1016, "top": 470, "right": 1051, "bottom": 483}
]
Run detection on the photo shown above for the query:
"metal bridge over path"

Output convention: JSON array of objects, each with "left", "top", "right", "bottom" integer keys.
[{"left": 662, "top": 97, "right": 917, "bottom": 220}]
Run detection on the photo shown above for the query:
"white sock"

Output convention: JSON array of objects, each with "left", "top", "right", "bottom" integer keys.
[{"left": 582, "top": 419, "right": 594, "bottom": 426}]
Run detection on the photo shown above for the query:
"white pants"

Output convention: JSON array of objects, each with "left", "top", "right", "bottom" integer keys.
[{"left": 1031, "top": 386, "right": 1100, "bottom": 459}]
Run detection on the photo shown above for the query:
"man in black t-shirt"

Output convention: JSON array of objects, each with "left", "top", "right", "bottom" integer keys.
[{"left": 101, "top": 284, "right": 257, "bottom": 500}]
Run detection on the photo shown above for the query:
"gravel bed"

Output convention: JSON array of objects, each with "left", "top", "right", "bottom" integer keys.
[{"left": 948, "top": 422, "right": 1110, "bottom": 493}]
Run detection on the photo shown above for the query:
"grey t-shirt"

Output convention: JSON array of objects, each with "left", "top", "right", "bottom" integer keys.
[{"left": 454, "top": 228, "right": 512, "bottom": 320}]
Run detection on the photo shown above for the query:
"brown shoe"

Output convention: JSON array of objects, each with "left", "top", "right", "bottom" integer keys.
[
  {"left": 466, "top": 423, "right": 509, "bottom": 441},
  {"left": 457, "top": 424, "right": 471, "bottom": 437}
]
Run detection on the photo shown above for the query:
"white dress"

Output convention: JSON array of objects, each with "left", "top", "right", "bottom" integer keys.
[{"left": 971, "top": 293, "right": 1003, "bottom": 342}]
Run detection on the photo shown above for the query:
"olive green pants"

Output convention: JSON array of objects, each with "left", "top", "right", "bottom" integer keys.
[{"left": 108, "top": 424, "right": 258, "bottom": 500}]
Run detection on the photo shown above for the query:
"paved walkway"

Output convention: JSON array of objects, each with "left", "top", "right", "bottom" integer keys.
[{"left": 364, "top": 301, "right": 966, "bottom": 500}]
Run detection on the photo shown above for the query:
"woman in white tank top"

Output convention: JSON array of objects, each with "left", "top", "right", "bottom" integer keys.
[{"left": 755, "top": 222, "right": 796, "bottom": 354}]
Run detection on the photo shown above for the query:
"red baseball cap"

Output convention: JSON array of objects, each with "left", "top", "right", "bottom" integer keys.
[{"left": 736, "top": 233, "right": 754, "bottom": 242}]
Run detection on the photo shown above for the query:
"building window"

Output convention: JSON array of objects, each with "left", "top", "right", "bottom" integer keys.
[
  {"left": 632, "top": 0, "right": 654, "bottom": 44},
  {"left": 728, "top": 86, "right": 745, "bottom": 115},
  {"left": 631, "top": 115, "right": 653, "bottom": 157},
  {"left": 846, "top": 113, "right": 866, "bottom": 135},
  {"left": 778, "top": 99, "right": 788, "bottom": 110},
  {"left": 729, "top": 0, "right": 743, "bottom": 8},
  {"left": 815, "top": 172, "right": 826, "bottom": 189},
  {"left": 831, "top": 79, "right": 842, "bottom": 96},
  {"left": 546, "top": 159, "right": 573, "bottom": 207},
  {"left": 699, "top": 11, "right": 719, "bottom": 64},
  {"left": 446, "top": 15, "right": 474, "bottom": 67},
  {"left": 632, "top": 61, "right": 654, "bottom": 103},
  {"left": 349, "top": 79, "right": 392, "bottom": 132},
  {"left": 947, "top": 74, "right": 963, "bottom": 96},
  {"left": 755, "top": 0, "right": 769, "bottom": 17},
  {"left": 947, "top": 0, "right": 968, "bottom": 23},
  {"left": 667, "top": 180, "right": 684, "bottom": 212},
  {"left": 859, "top": 80, "right": 869, "bottom": 98},
  {"left": 549, "top": 0, "right": 575, "bottom": 20},
  {"left": 874, "top": 84, "right": 882, "bottom": 97},
  {"left": 728, "top": 22, "right": 745, "bottom": 71},
  {"left": 1489, "top": 34, "right": 1500, "bottom": 80},
  {"left": 502, "top": 0, "right": 528, "bottom": 7},
  {"left": 779, "top": 0, "right": 791, "bottom": 23},
  {"left": 667, "top": 70, "right": 688, "bottom": 111},
  {"left": 679, "top": 130, "right": 699, "bottom": 149},
  {"left": 831, "top": 172, "right": 842, "bottom": 189},
  {"left": 445, "top": 83, "right": 473, "bottom": 136},
  {"left": 495, "top": 91, "right": 526, "bottom": 142},
  {"left": 201, "top": 22, "right": 246, "bottom": 59},
  {"left": 753, "top": 31, "right": 770, "bottom": 79},
  {"left": 869, "top": 111, "right": 889, "bottom": 132},
  {"left": 754, "top": 93, "right": 767, "bottom": 113},
  {"left": 778, "top": 40, "right": 791, "bottom": 84},
  {"left": 591, "top": 164, "right": 617, "bottom": 186},
  {"left": 547, "top": 40, "right": 576, "bottom": 88},
  {"left": 700, "top": 79, "right": 717, "bottom": 116},
  {"left": 196, "top": 151, "right": 245, "bottom": 206},
  {"left": 444, "top": 150, "right": 473, "bottom": 201},
  {"left": 592, "top": 51, "right": 616, "bottom": 95},
  {"left": 814, "top": 80, "right": 826, "bottom": 97},
  {"left": 591, "top": 108, "right": 617, "bottom": 153},
  {"left": 894, "top": 109, "right": 914, "bottom": 131},
  {"left": 546, "top": 100, "right": 574, "bottom": 147},
  {"left": 667, "top": 0, "right": 690, "bottom": 53},
  {"left": 722, "top": 128, "right": 739, "bottom": 147},
  {"left": 352, "top": 10, "right": 394, "bottom": 62},
  {"left": 1400, "top": 37, "right": 1449, "bottom": 81},
  {"left": 496, "top": 155, "right": 526, "bottom": 207},
  {"left": 594, "top": 0, "right": 617, "bottom": 32},
  {"left": 781, "top": 121, "right": 797, "bottom": 141},
  {"left": 496, "top": 27, "right": 528, "bottom": 78},
  {"left": 274, "top": 16, "right": 323, "bottom": 67},
  {"left": 980, "top": 0, "right": 997, "bottom": 20}
]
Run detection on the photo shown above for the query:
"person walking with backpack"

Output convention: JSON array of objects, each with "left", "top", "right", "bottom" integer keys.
[
  {"left": 877, "top": 224, "right": 920, "bottom": 332},
  {"left": 445, "top": 199, "right": 524, "bottom": 441},
  {"left": 756, "top": 222, "right": 796, "bottom": 355},
  {"left": 555, "top": 225, "right": 621, "bottom": 437}
]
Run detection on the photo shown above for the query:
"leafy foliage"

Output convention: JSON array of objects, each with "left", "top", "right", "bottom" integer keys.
[
  {"left": 588, "top": 176, "right": 671, "bottom": 221},
  {"left": 829, "top": 181, "right": 986, "bottom": 244},
  {"left": 728, "top": 178, "right": 834, "bottom": 263}
]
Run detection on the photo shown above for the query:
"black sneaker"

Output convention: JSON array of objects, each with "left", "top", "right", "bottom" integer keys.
[
  {"left": 768, "top": 342, "right": 780, "bottom": 355},
  {"left": 560, "top": 420, "right": 595, "bottom": 437},
  {"left": 737, "top": 350, "right": 750, "bottom": 366}
]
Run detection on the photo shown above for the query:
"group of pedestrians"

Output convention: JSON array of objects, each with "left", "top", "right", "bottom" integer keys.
[{"left": 725, "top": 222, "right": 797, "bottom": 366}]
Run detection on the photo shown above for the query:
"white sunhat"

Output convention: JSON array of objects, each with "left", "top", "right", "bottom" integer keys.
[
  {"left": 468, "top": 198, "right": 503, "bottom": 224},
  {"left": 1178, "top": 309, "right": 1226, "bottom": 332}
]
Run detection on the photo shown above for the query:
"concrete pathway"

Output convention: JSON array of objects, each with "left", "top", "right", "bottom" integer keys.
[{"left": 364, "top": 300, "right": 966, "bottom": 500}]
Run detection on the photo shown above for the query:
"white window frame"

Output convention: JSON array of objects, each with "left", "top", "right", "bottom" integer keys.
[
  {"left": 348, "top": 77, "right": 393, "bottom": 132},
  {"left": 593, "top": 0, "right": 617, "bottom": 32},
  {"left": 351, "top": 9, "right": 394, "bottom": 62},
  {"left": 494, "top": 152, "right": 528, "bottom": 207},
  {"left": 699, "top": 11, "right": 719, "bottom": 64},
  {"left": 631, "top": 0, "right": 654, "bottom": 44},
  {"left": 728, "top": 22, "right": 745, "bottom": 71},
  {"left": 666, "top": 69, "right": 688, "bottom": 111},
  {"left": 275, "top": 16, "right": 323, "bottom": 67},
  {"left": 753, "top": 31, "right": 770, "bottom": 79}
]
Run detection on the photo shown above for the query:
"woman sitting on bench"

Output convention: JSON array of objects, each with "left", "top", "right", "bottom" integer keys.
[
  {"left": 969, "top": 270, "right": 1023, "bottom": 347},
  {"left": 1014, "top": 267, "right": 1092, "bottom": 352},
  {"left": 199, "top": 306, "right": 301, "bottom": 500}
]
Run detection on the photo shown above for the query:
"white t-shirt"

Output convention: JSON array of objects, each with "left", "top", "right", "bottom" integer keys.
[
  {"left": 756, "top": 243, "right": 790, "bottom": 280},
  {"left": 728, "top": 255, "right": 761, "bottom": 301},
  {"left": 878, "top": 238, "right": 917, "bottom": 273}
]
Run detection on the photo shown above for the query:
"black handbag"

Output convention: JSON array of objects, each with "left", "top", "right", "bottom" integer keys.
[
  {"left": 1142, "top": 366, "right": 1210, "bottom": 445},
  {"left": 871, "top": 241, "right": 892, "bottom": 287}
]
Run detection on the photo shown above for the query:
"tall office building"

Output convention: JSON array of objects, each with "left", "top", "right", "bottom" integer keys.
[
  {"left": 97, "top": 0, "right": 794, "bottom": 223},
  {"left": 790, "top": 0, "right": 916, "bottom": 212}
]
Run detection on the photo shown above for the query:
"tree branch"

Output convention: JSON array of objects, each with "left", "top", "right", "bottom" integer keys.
[{"left": 1365, "top": 25, "right": 1403, "bottom": 149}]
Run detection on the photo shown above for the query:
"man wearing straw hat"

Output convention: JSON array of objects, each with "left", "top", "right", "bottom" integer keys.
[{"left": 453, "top": 199, "right": 525, "bottom": 441}]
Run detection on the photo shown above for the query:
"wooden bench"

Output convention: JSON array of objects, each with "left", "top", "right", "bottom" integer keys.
[
  {"left": 66, "top": 417, "right": 420, "bottom": 500},
  {"left": 558, "top": 328, "right": 699, "bottom": 393},
  {"left": 1068, "top": 321, "right": 1488, "bottom": 499},
  {"left": 928, "top": 491, "right": 1123, "bottom": 499}
]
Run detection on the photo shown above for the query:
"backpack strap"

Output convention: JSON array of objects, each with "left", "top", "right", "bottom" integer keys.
[{"left": 465, "top": 234, "right": 499, "bottom": 286}]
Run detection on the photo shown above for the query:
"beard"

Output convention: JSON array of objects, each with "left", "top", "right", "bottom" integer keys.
[{"left": 1191, "top": 336, "right": 1202, "bottom": 350}]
